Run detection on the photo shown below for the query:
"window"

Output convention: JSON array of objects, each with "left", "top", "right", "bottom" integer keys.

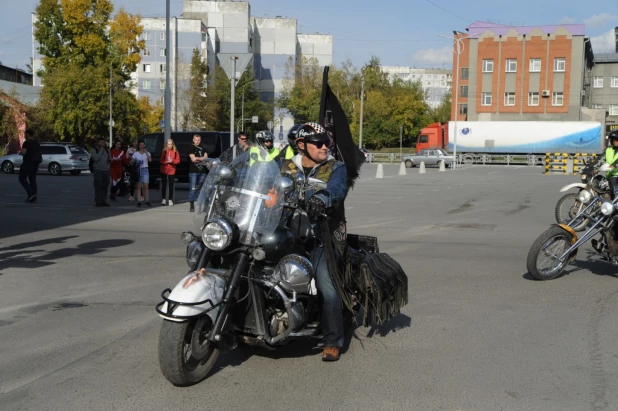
[
  {"left": 504, "top": 92, "right": 515, "bottom": 106},
  {"left": 506, "top": 59, "right": 517, "bottom": 72},
  {"left": 160, "top": 48, "right": 166, "bottom": 57},
  {"left": 552, "top": 92, "right": 564, "bottom": 106},
  {"left": 461, "top": 67, "right": 469, "bottom": 79},
  {"left": 142, "top": 80, "right": 151, "bottom": 89},
  {"left": 528, "top": 92, "right": 539, "bottom": 106},
  {"left": 594, "top": 77, "right": 604, "bottom": 88},
  {"left": 612, "top": 77, "right": 618, "bottom": 88},
  {"left": 143, "top": 48, "right": 151, "bottom": 56},
  {"left": 160, "top": 32, "right": 166, "bottom": 41},
  {"left": 592, "top": 104, "right": 603, "bottom": 109},
  {"left": 160, "top": 64, "right": 166, "bottom": 72},
  {"left": 143, "top": 64, "right": 151, "bottom": 73},
  {"left": 459, "top": 104, "right": 468, "bottom": 115},
  {"left": 554, "top": 58, "right": 566, "bottom": 72},
  {"left": 419, "top": 135, "right": 428, "bottom": 143},
  {"left": 143, "top": 32, "right": 151, "bottom": 41},
  {"left": 610, "top": 105, "right": 618, "bottom": 116},
  {"left": 482, "top": 60, "right": 494, "bottom": 73},
  {"left": 40, "top": 146, "right": 67, "bottom": 155},
  {"left": 529, "top": 58, "right": 541, "bottom": 72},
  {"left": 160, "top": 80, "right": 166, "bottom": 90},
  {"left": 481, "top": 92, "right": 492, "bottom": 106},
  {"left": 460, "top": 85, "right": 468, "bottom": 98}
]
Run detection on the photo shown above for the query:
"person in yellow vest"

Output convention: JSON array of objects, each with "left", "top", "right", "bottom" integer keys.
[
  {"left": 276, "top": 123, "right": 303, "bottom": 161},
  {"left": 605, "top": 131, "right": 618, "bottom": 197},
  {"left": 249, "top": 131, "right": 280, "bottom": 165}
]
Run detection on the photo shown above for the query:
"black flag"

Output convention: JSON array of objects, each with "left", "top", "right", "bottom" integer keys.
[{"left": 319, "top": 66, "right": 365, "bottom": 188}]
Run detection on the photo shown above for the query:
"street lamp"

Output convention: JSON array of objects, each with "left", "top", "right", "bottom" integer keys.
[
  {"left": 438, "top": 32, "right": 481, "bottom": 169},
  {"left": 109, "top": 55, "right": 121, "bottom": 147}
]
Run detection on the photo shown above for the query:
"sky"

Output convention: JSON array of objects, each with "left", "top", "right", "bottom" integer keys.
[{"left": 0, "top": 0, "right": 617, "bottom": 72}]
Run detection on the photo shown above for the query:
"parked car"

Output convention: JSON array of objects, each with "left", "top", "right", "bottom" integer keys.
[
  {"left": 141, "top": 131, "right": 236, "bottom": 186},
  {"left": 402, "top": 148, "right": 453, "bottom": 168},
  {"left": 0, "top": 142, "right": 89, "bottom": 175}
]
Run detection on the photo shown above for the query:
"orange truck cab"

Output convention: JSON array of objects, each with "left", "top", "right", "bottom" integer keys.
[{"left": 416, "top": 122, "right": 448, "bottom": 153}]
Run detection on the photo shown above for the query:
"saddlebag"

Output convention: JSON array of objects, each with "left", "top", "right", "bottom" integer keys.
[{"left": 358, "top": 252, "right": 408, "bottom": 327}]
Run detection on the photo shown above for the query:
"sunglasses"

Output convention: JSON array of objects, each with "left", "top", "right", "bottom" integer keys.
[
  {"left": 239, "top": 138, "right": 247, "bottom": 141},
  {"left": 308, "top": 141, "right": 327, "bottom": 149}
]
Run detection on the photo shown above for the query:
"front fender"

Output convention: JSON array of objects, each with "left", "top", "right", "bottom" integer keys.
[
  {"left": 559, "top": 183, "right": 587, "bottom": 193},
  {"left": 551, "top": 224, "right": 578, "bottom": 244},
  {"left": 156, "top": 270, "right": 227, "bottom": 322}
]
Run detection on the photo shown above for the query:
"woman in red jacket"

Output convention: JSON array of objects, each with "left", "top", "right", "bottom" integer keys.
[
  {"left": 160, "top": 139, "right": 181, "bottom": 206},
  {"left": 109, "top": 139, "right": 126, "bottom": 201}
]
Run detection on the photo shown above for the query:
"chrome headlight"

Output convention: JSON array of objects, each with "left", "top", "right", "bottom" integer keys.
[
  {"left": 202, "top": 218, "right": 233, "bottom": 251},
  {"left": 186, "top": 240, "right": 203, "bottom": 268},
  {"left": 600, "top": 201, "right": 615, "bottom": 216},
  {"left": 578, "top": 190, "right": 592, "bottom": 204}
]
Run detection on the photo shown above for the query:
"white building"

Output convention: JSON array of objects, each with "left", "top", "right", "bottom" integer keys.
[{"left": 381, "top": 66, "right": 453, "bottom": 109}]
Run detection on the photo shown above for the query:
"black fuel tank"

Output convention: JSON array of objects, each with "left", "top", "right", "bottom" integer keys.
[{"left": 261, "top": 226, "right": 307, "bottom": 262}]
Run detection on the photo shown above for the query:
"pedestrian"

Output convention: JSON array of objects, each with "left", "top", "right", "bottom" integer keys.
[
  {"left": 133, "top": 139, "right": 152, "bottom": 208},
  {"left": 109, "top": 139, "right": 125, "bottom": 201},
  {"left": 91, "top": 137, "right": 112, "bottom": 207},
  {"left": 188, "top": 134, "right": 208, "bottom": 212},
  {"left": 160, "top": 138, "right": 180, "bottom": 206},
  {"left": 18, "top": 128, "right": 42, "bottom": 203},
  {"left": 126, "top": 140, "right": 138, "bottom": 201}
]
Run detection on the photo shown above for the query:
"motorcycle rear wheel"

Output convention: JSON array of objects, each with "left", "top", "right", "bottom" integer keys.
[
  {"left": 526, "top": 226, "right": 575, "bottom": 281},
  {"left": 158, "top": 316, "right": 220, "bottom": 386},
  {"left": 554, "top": 193, "right": 588, "bottom": 232}
]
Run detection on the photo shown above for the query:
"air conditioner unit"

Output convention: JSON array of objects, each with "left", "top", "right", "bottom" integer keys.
[{"left": 541, "top": 90, "right": 551, "bottom": 97}]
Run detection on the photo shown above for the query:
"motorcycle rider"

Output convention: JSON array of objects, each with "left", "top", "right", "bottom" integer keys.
[
  {"left": 605, "top": 130, "right": 618, "bottom": 198},
  {"left": 276, "top": 124, "right": 302, "bottom": 161},
  {"left": 280, "top": 122, "right": 349, "bottom": 362},
  {"left": 249, "top": 131, "right": 280, "bottom": 165}
]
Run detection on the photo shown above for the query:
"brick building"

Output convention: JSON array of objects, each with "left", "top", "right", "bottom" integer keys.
[{"left": 451, "top": 21, "right": 595, "bottom": 122}]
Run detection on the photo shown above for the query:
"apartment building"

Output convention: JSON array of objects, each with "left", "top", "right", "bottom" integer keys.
[
  {"left": 381, "top": 66, "right": 452, "bottom": 108},
  {"left": 589, "top": 52, "right": 618, "bottom": 130}
]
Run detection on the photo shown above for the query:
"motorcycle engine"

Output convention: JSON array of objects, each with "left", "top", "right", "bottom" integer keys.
[{"left": 270, "top": 254, "right": 315, "bottom": 295}]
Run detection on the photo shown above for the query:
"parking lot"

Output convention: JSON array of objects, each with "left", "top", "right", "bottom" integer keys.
[{"left": 1, "top": 164, "right": 618, "bottom": 411}]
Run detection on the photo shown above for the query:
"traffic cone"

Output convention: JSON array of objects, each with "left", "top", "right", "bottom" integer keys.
[
  {"left": 419, "top": 161, "right": 426, "bottom": 174},
  {"left": 439, "top": 160, "right": 445, "bottom": 172},
  {"left": 398, "top": 161, "right": 407, "bottom": 175},
  {"left": 376, "top": 163, "right": 384, "bottom": 178}
]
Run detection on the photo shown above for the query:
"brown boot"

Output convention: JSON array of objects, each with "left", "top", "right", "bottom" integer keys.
[{"left": 322, "top": 346, "right": 340, "bottom": 362}]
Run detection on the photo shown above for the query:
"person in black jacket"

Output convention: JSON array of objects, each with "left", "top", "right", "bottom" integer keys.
[{"left": 19, "top": 129, "right": 42, "bottom": 203}]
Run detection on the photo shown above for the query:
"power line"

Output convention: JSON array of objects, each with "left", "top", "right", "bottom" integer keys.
[{"left": 423, "top": 0, "right": 471, "bottom": 23}]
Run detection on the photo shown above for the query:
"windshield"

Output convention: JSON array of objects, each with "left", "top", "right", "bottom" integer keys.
[{"left": 194, "top": 148, "right": 284, "bottom": 246}]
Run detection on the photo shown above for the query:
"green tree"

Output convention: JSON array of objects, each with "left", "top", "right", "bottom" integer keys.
[
  {"left": 277, "top": 56, "right": 323, "bottom": 123},
  {"left": 183, "top": 48, "right": 215, "bottom": 130},
  {"left": 235, "top": 67, "right": 272, "bottom": 135},
  {"left": 33, "top": 0, "right": 145, "bottom": 144},
  {"left": 432, "top": 91, "right": 451, "bottom": 124}
]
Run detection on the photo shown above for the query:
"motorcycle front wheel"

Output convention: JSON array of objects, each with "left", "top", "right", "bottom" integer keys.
[
  {"left": 554, "top": 193, "right": 588, "bottom": 232},
  {"left": 526, "top": 226, "right": 575, "bottom": 281},
  {"left": 158, "top": 316, "right": 220, "bottom": 386}
]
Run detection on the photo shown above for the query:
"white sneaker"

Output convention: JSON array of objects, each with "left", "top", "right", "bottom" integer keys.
[
  {"left": 161, "top": 199, "right": 167, "bottom": 206},
  {"left": 168, "top": 200, "right": 174, "bottom": 206}
]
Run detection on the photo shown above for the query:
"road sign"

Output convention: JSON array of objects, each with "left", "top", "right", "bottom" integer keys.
[
  {"left": 109, "top": 120, "right": 115, "bottom": 127},
  {"left": 279, "top": 133, "right": 283, "bottom": 141},
  {"left": 252, "top": 116, "right": 259, "bottom": 123},
  {"left": 267, "top": 121, "right": 273, "bottom": 131},
  {"left": 160, "top": 119, "right": 165, "bottom": 129}
]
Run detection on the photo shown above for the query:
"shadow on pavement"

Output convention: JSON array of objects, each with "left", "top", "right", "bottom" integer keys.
[
  {"left": 522, "top": 250, "right": 618, "bottom": 281},
  {"left": 0, "top": 237, "right": 134, "bottom": 272}
]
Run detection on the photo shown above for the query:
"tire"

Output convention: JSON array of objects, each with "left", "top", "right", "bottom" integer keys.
[
  {"left": 70, "top": 170, "right": 81, "bottom": 176},
  {"left": 49, "top": 162, "right": 62, "bottom": 176},
  {"left": 405, "top": 160, "right": 413, "bottom": 168},
  {"left": 555, "top": 193, "right": 588, "bottom": 232},
  {"left": 526, "top": 226, "right": 575, "bottom": 281},
  {"left": 158, "top": 316, "right": 220, "bottom": 387},
  {"left": 1, "top": 161, "right": 14, "bottom": 174}
]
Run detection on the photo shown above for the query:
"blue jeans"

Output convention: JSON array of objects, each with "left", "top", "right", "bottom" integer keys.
[
  {"left": 311, "top": 246, "right": 344, "bottom": 348},
  {"left": 189, "top": 173, "right": 205, "bottom": 202}
]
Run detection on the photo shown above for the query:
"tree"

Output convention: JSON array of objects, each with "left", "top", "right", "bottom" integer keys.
[
  {"left": 432, "top": 91, "right": 451, "bottom": 124},
  {"left": 181, "top": 48, "right": 217, "bottom": 131},
  {"left": 138, "top": 97, "right": 164, "bottom": 133},
  {"left": 33, "top": 0, "right": 145, "bottom": 145},
  {"left": 277, "top": 56, "right": 323, "bottom": 123}
]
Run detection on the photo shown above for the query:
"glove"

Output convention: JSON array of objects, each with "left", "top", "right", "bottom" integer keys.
[{"left": 307, "top": 194, "right": 327, "bottom": 219}]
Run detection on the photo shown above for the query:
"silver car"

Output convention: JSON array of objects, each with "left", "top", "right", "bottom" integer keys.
[
  {"left": 0, "top": 142, "right": 90, "bottom": 175},
  {"left": 402, "top": 148, "right": 454, "bottom": 168}
]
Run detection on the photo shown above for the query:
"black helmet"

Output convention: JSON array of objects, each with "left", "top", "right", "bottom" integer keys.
[
  {"left": 287, "top": 124, "right": 304, "bottom": 150},
  {"left": 295, "top": 122, "right": 329, "bottom": 145},
  {"left": 610, "top": 130, "right": 618, "bottom": 142},
  {"left": 255, "top": 131, "right": 273, "bottom": 148}
]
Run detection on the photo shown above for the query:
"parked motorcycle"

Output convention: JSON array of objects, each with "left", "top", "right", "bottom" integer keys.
[
  {"left": 554, "top": 156, "right": 610, "bottom": 231},
  {"left": 527, "top": 180, "right": 618, "bottom": 280},
  {"left": 155, "top": 148, "right": 408, "bottom": 386}
]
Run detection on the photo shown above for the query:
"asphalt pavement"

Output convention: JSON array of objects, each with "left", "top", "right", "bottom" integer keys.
[{"left": 1, "top": 164, "right": 618, "bottom": 411}]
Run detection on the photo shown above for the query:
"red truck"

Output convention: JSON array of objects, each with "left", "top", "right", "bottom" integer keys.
[{"left": 416, "top": 122, "right": 448, "bottom": 153}]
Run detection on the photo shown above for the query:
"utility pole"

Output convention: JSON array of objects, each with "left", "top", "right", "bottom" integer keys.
[
  {"left": 359, "top": 78, "right": 364, "bottom": 148},
  {"left": 400, "top": 124, "right": 403, "bottom": 158},
  {"left": 230, "top": 57, "right": 237, "bottom": 148},
  {"left": 163, "top": 0, "right": 171, "bottom": 142},
  {"left": 109, "top": 63, "right": 113, "bottom": 147}
]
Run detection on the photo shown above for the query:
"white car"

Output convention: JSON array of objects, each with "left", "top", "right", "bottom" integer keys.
[{"left": 402, "top": 149, "right": 453, "bottom": 168}]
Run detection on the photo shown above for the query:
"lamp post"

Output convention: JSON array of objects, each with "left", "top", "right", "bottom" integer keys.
[
  {"left": 230, "top": 56, "right": 238, "bottom": 148},
  {"left": 108, "top": 56, "right": 120, "bottom": 147},
  {"left": 163, "top": 0, "right": 171, "bottom": 142}
]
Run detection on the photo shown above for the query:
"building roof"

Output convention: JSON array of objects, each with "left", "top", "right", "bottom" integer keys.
[
  {"left": 465, "top": 20, "right": 586, "bottom": 38},
  {"left": 594, "top": 53, "right": 618, "bottom": 63},
  {"left": 0, "top": 79, "right": 41, "bottom": 106}
]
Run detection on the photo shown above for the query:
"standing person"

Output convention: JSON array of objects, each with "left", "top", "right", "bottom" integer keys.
[
  {"left": 219, "top": 132, "right": 251, "bottom": 163},
  {"left": 18, "top": 128, "right": 42, "bottom": 203},
  {"left": 109, "top": 140, "right": 125, "bottom": 201},
  {"left": 133, "top": 140, "right": 152, "bottom": 208},
  {"left": 125, "top": 140, "right": 138, "bottom": 201},
  {"left": 91, "top": 137, "right": 111, "bottom": 207},
  {"left": 188, "top": 134, "right": 208, "bottom": 212},
  {"left": 160, "top": 139, "right": 180, "bottom": 206}
]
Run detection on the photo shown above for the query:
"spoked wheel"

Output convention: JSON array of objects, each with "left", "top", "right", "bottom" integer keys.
[
  {"left": 555, "top": 193, "right": 588, "bottom": 231},
  {"left": 526, "top": 227, "right": 575, "bottom": 281},
  {"left": 158, "top": 315, "right": 220, "bottom": 386}
]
